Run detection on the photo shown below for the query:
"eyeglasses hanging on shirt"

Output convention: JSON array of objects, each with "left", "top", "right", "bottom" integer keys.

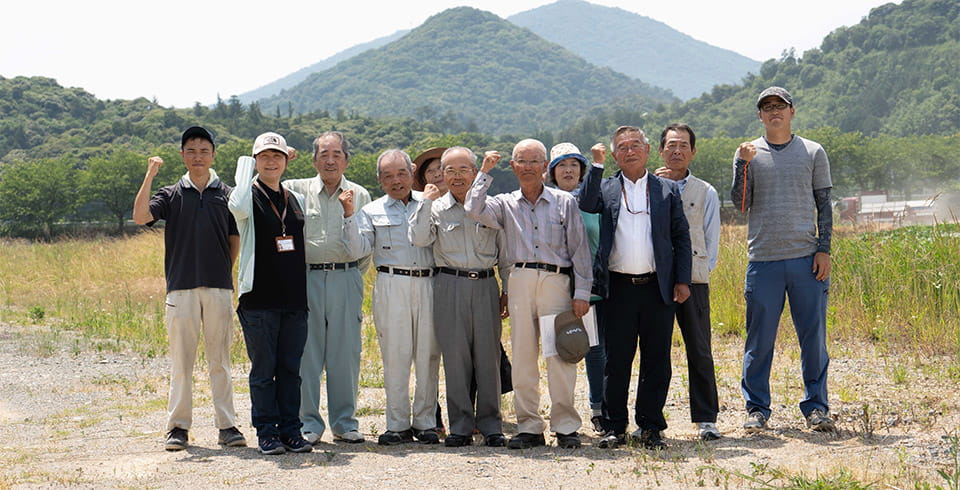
[{"left": 621, "top": 184, "right": 650, "bottom": 215}]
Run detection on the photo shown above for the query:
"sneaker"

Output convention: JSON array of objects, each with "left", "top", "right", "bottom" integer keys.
[
  {"left": 302, "top": 431, "right": 321, "bottom": 445},
  {"left": 218, "top": 427, "right": 247, "bottom": 447},
  {"left": 507, "top": 432, "right": 546, "bottom": 450},
  {"left": 697, "top": 422, "right": 721, "bottom": 441},
  {"left": 377, "top": 429, "right": 414, "bottom": 446},
  {"left": 631, "top": 428, "right": 666, "bottom": 450},
  {"left": 484, "top": 433, "right": 506, "bottom": 447},
  {"left": 258, "top": 436, "right": 286, "bottom": 455},
  {"left": 590, "top": 415, "right": 605, "bottom": 434},
  {"left": 333, "top": 430, "right": 365, "bottom": 443},
  {"left": 743, "top": 410, "right": 767, "bottom": 433},
  {"left": 165, "top": 427, "right": 188, "bottom": 451},
  {"left": 280, "top": 434, "right": 313, "bottom": 453},
  {"left": 555, "top": 432, "right": 581, "bottom": 449},
  {"left": 597, "top": 431, "right": 626, "bottom": 449},
  {"left": 806, "top": 409, "right": 836, "bottom": 432},
  {"left": 444, "top": 433, "right": 472, "bottom": 447},
  {"left": 413, "top": 428, "right": 440, "bottom": 444}
]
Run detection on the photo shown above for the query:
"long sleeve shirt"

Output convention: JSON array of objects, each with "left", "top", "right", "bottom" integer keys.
[
  {"left": 464, "top": 171, "right": 592, "bottom": 302},
  {"left": 342, "top": 192, "right": 433, "bottom": 269}
]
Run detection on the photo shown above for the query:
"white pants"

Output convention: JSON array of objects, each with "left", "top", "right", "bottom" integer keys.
[
  {"left": 508, "top": 269, "right": 581, "bottom": 435},
  {"left": 372, "top": 273, "right": 440, "bottom": 432},
  {"left": 165, "top": 287, "right": 237, "bottom": 431}
]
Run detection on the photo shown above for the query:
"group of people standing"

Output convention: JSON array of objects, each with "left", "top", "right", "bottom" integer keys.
[{"left": 134, "top": 86, "right": 835, "bottom": 455}]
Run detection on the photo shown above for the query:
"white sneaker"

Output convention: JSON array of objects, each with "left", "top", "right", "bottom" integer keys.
[
  {"left": 302, "top": 431, "right": 321, "bottom": 444},
  {"left": 333, "top": 430, "right": 365, "bottom": 443},
  {"left": 697, "top": 422, "right": 721, "bottom": 441}
]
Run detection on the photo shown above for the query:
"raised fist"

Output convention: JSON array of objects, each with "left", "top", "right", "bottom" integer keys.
[
  {"left": 338, "top": 189, "right": 355, "bottom": 217},
  {"left": 590, "top": 143, "right": 606, "bottom": 165},
  {"left": 146, "top": 156, "right": 164, "bottom": 177},
  {"left": 422, "top": 183, "right": 443, "bottom": 201},
  {"left": 737, "top": 142, "right": 757, "bottom": 163},
  {"left": 481, "top": 151, "right": 501, "bottom": 173}
]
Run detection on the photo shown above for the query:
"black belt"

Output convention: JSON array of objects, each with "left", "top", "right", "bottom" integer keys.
[
  {"left": 611, "top": 271, "right": 656, "bottom": 285},
  {"left": 514, "top": 262, "right": 572, "bottom": 274},
  {"left": 376, "top": 265, "right": 434, "bottom": 277},
  {"left": 309, "top": 261, "right": 359, "bottom": 271},
  {"left": 438, "top": 267, "right": 495, "bottom": 280}
]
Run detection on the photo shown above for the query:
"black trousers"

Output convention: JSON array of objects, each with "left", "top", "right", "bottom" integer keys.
[
  {"left": 600, "top": 272, "right": 676, "bottom": 433},
  {"left": 676, "top": 283, "right": 719, "bottom": 423}
]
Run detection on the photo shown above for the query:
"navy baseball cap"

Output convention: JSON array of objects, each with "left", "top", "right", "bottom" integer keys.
[
  {"left": 756, "top": 87, "right": 794, "bottom": 109},
  {"left": 181, "top": 126, "right": 215, "bottom": 149}
]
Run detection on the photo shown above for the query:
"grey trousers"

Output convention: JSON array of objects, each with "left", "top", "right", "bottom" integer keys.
[{"left": 434, "top": 272, "right": 503, "bottom": 437}]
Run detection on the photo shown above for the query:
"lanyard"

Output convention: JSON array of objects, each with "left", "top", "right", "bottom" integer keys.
[{"left": 253, "top": 180, "right": 289, "bottom": 236}]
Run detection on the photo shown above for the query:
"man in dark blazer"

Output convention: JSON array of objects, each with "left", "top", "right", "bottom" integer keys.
[{"left": 578, "top": 125, "right": 692, "bottom": 449}]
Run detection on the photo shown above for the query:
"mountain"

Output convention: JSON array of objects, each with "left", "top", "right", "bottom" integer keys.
[
  {"left": 257, "top": 7, "right": 676, "bottom": 135},
  {"left": 508, "top": 0, "right": 760, "bottom": 100},
  {"left": 644, "top": 0, "right": 960, "bottom": 137},
  {"left": 234, "top": 30, "right": 409, "bottom": 105}
]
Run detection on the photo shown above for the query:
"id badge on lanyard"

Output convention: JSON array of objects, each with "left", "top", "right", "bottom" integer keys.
[{"left": 255, "top": 181, "right": 296, "bottom": 253}]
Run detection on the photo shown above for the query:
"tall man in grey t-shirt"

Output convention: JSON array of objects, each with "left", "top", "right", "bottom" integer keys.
[{"left": 730, "top": 87, "right": 836, "bottom": 433}]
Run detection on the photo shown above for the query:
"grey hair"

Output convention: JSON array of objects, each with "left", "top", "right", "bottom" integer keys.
[
  {"left": 611, "top": 125, "right": 650, "bottom": 148},
  {"left": 511, "top": 138, "right": 547, "bottom": 161},
  {"left": 376, "top": 149, "right": 414, "bottom": 179},
  {"left": 440, "top": 147, "right": 478, "bottom": 169},
  {"left": 312, "top": 131, "right": 350, "bottom": 161}
]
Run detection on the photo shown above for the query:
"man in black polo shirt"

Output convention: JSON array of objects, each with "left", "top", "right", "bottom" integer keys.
[{"left": 133, "top": 126, "right": 246, "bottom": 451}]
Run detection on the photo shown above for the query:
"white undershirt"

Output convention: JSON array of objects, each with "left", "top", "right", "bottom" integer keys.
[{"left": 608, "top": 171, "right": 656, "bottom": 275}]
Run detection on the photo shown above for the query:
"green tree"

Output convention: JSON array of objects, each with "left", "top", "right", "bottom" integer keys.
[
  {"left": 0, "top": 158, "right": 78, "bottom": 238},
  {"left": 79, "top": 149, "right": 146, "bottom": 231}
]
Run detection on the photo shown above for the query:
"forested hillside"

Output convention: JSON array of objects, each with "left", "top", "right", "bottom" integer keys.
[
  {"left": 257, "top": 7, "right": 675, "bottom": 135},
  {"left": 508, "top": 0, "right": 759, "bottom": 100},
  {"left": 643, "top": 0, "right": 960, "bottom": 137}
]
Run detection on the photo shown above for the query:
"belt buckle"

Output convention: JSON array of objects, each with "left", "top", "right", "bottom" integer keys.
[{"left": 467, "top": 271, "right": 480, "bottom": 280}]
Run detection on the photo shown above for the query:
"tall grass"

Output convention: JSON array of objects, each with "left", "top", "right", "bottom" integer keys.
[{"left": 1, "top": 223, "right": 958, "bottom": 359}]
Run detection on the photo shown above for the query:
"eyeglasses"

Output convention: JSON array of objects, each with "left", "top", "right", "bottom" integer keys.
[
  {"left": 614, "top": 141, "right": 647, "bottom": 154},
  {"left": 761, "top": 102, "right": 789, "bottom": 113},
  {"left": 513, "top": 159, "right": 544, "bottom": 167},
  {"left": 442, "top": 168, "right": 473, "bottom": 177}
]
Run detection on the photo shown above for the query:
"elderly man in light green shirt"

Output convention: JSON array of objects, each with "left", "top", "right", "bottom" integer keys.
[{"left": 284, "top": 131, "right": 371, "bottom": 445}]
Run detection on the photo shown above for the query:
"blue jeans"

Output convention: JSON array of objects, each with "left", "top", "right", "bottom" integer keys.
[
  {"left": 238, "top": 308, "right": 308, "bottom": 438},
  {"left": 741, "top": 255, "right": 830, "bottom": 420},
  {"left": 584, "top": 301, "right": 606, "bottom": 412}
]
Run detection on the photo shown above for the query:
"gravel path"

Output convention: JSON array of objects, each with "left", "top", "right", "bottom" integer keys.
[{"left": 1, "top": 322, "right": 958, "bottom": 488}]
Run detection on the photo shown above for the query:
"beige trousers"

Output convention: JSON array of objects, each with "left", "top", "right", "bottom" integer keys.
[
  {"left": 372, "top": 273, "right": 440, "bottom": 432},
  {"left": 508, "top": 269, "right": 581, "bottom": 435},
  {"left": 165, "top": 287, "right": 237, "bottom": 431}
]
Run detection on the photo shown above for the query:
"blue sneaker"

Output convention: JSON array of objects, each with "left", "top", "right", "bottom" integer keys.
[
  {"left": 280, "top": 434, "right": 313, "bottom": 453},
  {"left": 258, "top": 436, "right": 286, "bottom": 455}
]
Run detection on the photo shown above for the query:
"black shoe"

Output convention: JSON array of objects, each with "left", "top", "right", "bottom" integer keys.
[
  {"left": 165, "top": 427, "right": 188, "bottom": 451},
  {"left": 377, "top": 429, "right": 414, "bottom": 446},
  {"left": 414, "top": 428, "right": 440, "bottom": 444},
  {"left": 507, "top": 432, "right": 545, "bottom": 449},
  {"left": 280, "top": 434, "right": 313, "bottom": 453},
  {"left": 555, "top": 432, "right": 581, "bottom": 449},
  {"left": 590, "top": 415, "right": 605, "bottom": 434},
  {"left": 484, "top": 433, "right": 506, "bottom": 447},
  {"left": 444, "top": 433, "right": 472, "bottom": 447},
  {"left": 636, "top": 429, "right": 666, "bottom": 450},
  {"left": 218, "top": 426, "right": 247, "bottom": 447},
  {"left": 597, "top": 431, "right": 626, "bottom": 449},
  {"left": 258, "top": 435, "right": 286, "bottom": 455}
]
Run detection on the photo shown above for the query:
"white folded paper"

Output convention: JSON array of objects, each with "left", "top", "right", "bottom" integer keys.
[{"left": 539, "top": 305, "right": 599, "bottom": 358}]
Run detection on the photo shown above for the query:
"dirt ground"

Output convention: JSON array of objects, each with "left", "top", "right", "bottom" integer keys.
[{"left": 1, "top": 321, "right": 958, "bottom": 489}]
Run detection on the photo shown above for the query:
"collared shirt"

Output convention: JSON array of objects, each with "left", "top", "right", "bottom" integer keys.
[
  {"left": 283, "top": 175, "right": 371, "bottom": 268},
  {"left": 464, "top": 171, "right": 592, "bottom": 301},
  {"left": 409, "top": 191, "right": 507, "bottom": 277},
  {"left": 343, "top": 191, "right": 434, "bottom": 268},
  {"left": 608, "top": 170, "right": 655, "bottom": 274},
  {"left": 678, "top": 171, "right": 720, "bottom": 271}
]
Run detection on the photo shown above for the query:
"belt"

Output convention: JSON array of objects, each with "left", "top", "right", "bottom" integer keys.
[
  {"left": 376, "top": 265, "right": 434, "bottom": 277},
  {"left": 438, "top": 266, "right": 495, "bottom": 280},
  {"left": 514, "top": 262, "right": 572, "bottom": 275},
  {"left": 309, "top": 261, "right": 359, "bottom": 271},
  {"left": 611, "top": 271, "right": 656, "bottom": 285}
]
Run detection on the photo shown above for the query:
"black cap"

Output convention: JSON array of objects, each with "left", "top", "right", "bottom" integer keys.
[
  {"left": 181, "top": 126, "right": 215, "bottom": 149},
  {"left": 756, "top": 86, "right": 794, "bottom": 109}
]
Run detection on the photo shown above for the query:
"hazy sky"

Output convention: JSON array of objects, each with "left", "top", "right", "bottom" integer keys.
[{"left": 2, "top": 0, "right": 899, "bottom": 108}]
